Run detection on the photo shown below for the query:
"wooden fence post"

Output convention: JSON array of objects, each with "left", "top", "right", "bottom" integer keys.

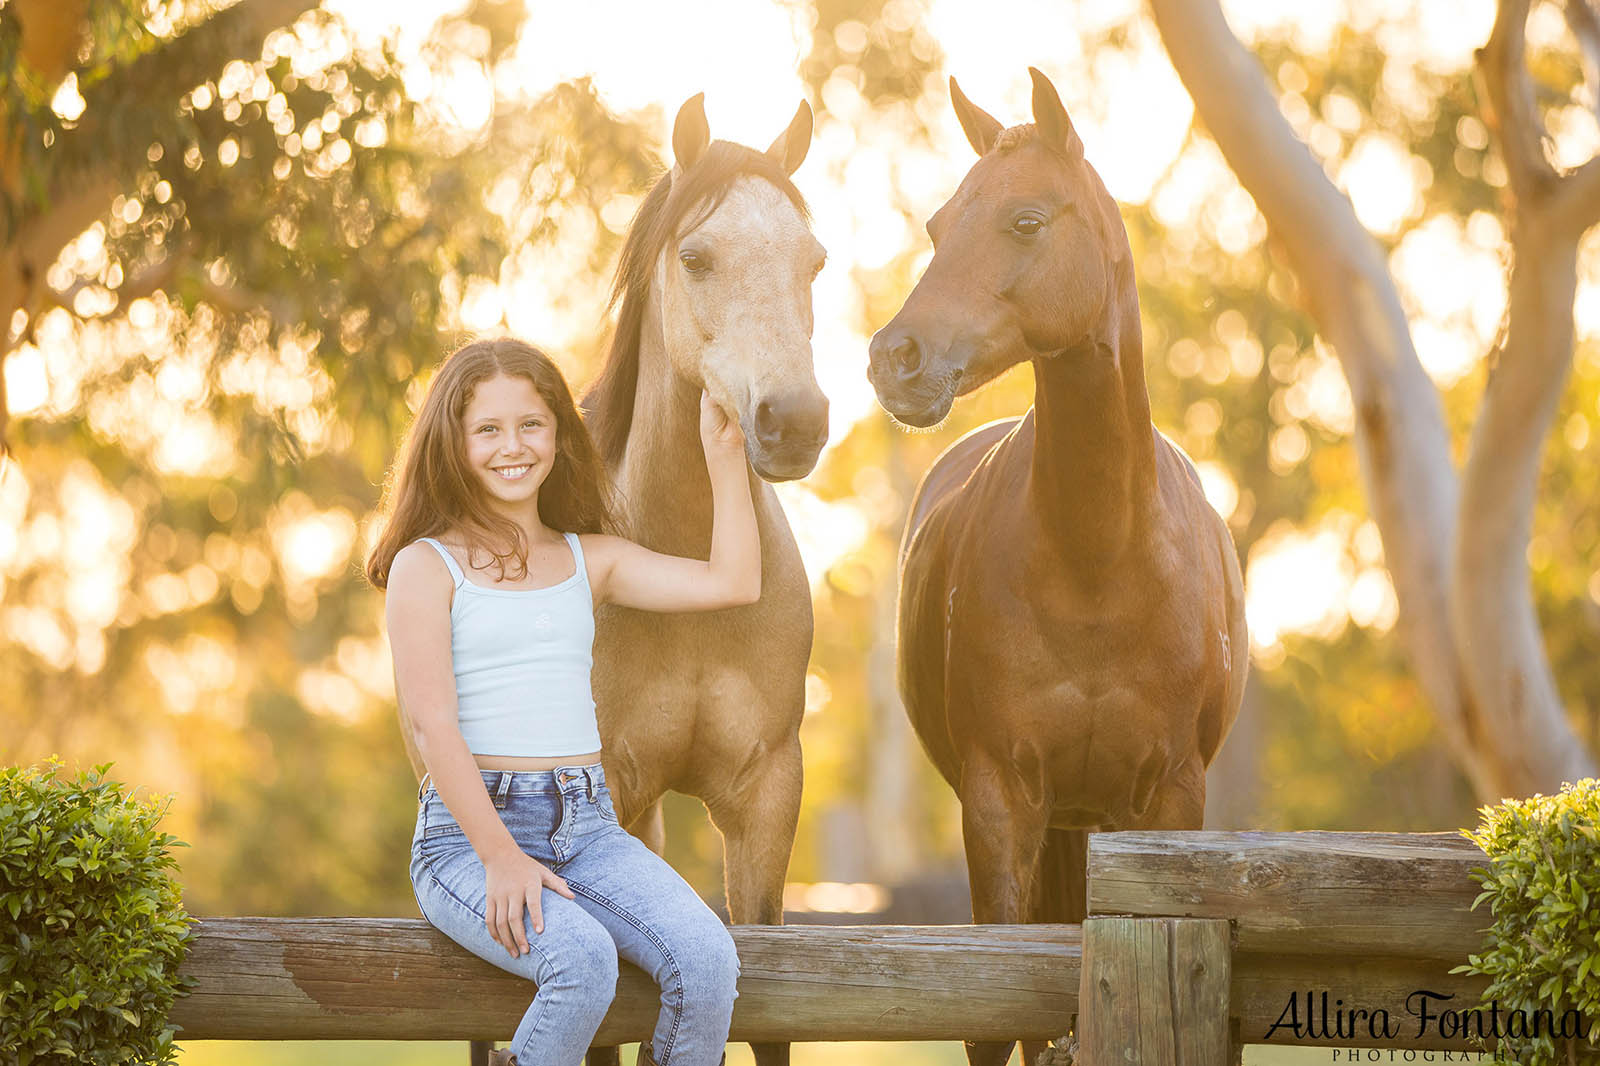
[{"left": 1078, "top": 917, "right": 1234, "bottom": 1065}]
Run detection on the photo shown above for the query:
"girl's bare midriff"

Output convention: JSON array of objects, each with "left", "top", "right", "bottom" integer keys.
[{"left": 474, "top": 751, "right": 603, "bottom": 771}]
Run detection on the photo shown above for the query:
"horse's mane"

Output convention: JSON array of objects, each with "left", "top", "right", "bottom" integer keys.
[{"left": 583, "top": 141, "right": 810, "bottom": 466}]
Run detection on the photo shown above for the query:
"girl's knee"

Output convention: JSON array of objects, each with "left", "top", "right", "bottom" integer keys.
[
  {"left": 678, "top": 921, "right": 739, "bottom": 1007},
  {"left": 544, "top": 916, "right": 620, "bottom": 996}
]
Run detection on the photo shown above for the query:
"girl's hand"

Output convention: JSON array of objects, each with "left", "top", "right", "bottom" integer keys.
[
  {"left": 482, "top": 848, "right": 575, "bottom": 956},
  {"left": 699, "top": 389, "right": 746, "bottom": 459}
]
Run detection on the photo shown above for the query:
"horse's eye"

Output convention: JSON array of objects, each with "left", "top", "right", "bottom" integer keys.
[
  {"left": 680, "top": 250, "right": 710, "bottom": 274},
  {"left": 1011, "top": 214, "right": 1045, "bottom": 237}
]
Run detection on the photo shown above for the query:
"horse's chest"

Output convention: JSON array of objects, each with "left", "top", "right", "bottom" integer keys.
[{"left": 944, "top": 566, "right": 1204, "bottom": 707}]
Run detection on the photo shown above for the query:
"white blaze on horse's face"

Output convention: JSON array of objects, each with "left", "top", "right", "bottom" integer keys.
[
  {"left": 659, "top": 178, "right": 828, "bottom": 482},
  {"left": 657, "top": 95, "right": 830, "bottom": 483}
]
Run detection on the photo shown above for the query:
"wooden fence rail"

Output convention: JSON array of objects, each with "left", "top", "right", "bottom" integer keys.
[
  {"left": 174, "top": 831, "right": 1499, "bottom": 1062},
  {"left": 172, "top": 921, "right": 1081, "bottom": 1043}
]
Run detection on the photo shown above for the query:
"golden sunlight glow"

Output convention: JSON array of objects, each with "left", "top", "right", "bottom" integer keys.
[
  {"left": 1245, "top": 520, "right": 1353, "bottom": 651},
  {"left": 781, "top": 880, "right": 891, "bottom": 914},
  {"left": 270, "top": 494, "right": 359, "bottom": 589},
  {"left": 773, "top": 485, "right": 873, "bottom": 590},
  {"left": 4, "top": 463, "right": 137, "bottom": 674},
  {"left": 143, "top": 635, "right": 238, "bottom": 716},
  {"left": 2, "top": 347, "right": 48, "bottom": 415},
  {"left": 1338, "top": 132, "right": 1424, "bottom": 237},
  {"left": 1195, "top": 461, "right": 1239, "bottom": 522},
  {"left": 1245, "top": 512, "right": 1400, "bottom": 663},
  {"left": 297, "top": 666, "right": 370, "bottom": 721},
  {"left": 50, "top": 73, "right": 86, "bottom": 121}
]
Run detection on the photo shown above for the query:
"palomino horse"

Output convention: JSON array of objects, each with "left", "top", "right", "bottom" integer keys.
[
  {"left": 868, "top": 69, "right": 1248, "bottom": 1066},
  {"left": 582, "top": 95, "right": 826, "bottom": 1066}
]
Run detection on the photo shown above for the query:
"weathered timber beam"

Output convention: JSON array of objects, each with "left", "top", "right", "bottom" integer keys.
[
  {"left": 1088, "top": 831, "right": 1487, "bottom": 961},
  {"left": 1078, "top": 917, "right": 1233, "bottom": 1065},
  {"left": 172, "top": 919, "right": 1082, "bottom": 1042}
]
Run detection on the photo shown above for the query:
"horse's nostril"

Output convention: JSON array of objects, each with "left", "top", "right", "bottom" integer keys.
[
  {"left": 890, "top": 337, "right": 921, "bottom": 377},
  {"left": 755, "top": 400, "right": 780, "bottom": 441}
]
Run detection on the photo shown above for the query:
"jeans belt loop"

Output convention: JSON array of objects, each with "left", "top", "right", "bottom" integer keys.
[
  {"left": 586, "top": 768, "right": 596, "bottom": 802},
  {"left": 493, "top": 771, "right": 512, "bottom": 809}
]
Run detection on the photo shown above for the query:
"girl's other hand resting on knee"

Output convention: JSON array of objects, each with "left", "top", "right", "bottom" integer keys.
[{"left": 483, "top": 843, "right": 575, "bottom": 955}]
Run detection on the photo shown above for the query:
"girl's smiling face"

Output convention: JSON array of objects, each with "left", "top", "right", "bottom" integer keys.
[{"left": 461, "top": 373, "right": 558, "bottom": 512}]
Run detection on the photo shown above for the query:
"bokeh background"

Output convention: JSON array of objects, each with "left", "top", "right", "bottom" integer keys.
[{"left": 4, "top": 0, "right": 1598, "bottom": 1062}]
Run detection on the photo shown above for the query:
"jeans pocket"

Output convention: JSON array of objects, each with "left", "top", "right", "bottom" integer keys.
[{"left": 420, "top": 795, "right": 468, "bottom": 842}]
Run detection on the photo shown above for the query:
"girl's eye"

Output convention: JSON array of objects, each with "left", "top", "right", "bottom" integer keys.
[
  {"left": 680, "top": 250, "right": 709, "bottom": 274},
  {"left": 1011, "top": 214, "right": 1045, "bottom": 237},
  {"left": 478, "top": 425, "right": 497, "bottom": 433}
]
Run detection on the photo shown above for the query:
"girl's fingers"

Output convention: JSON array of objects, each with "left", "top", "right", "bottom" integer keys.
[
  {"left": 495, "top": 897, "right": 519, "bottom": 957},
  {"left": 526, "top": 888, "right": 545, "bottom": 935},
  {"left": 546, "top": 870, "right": 576, "bottom": 899},
  {"left": 508, "top": 889, "right": 530, "bottom": 956},
  {"left": 485, "top": 898, "right": 505, "bottom": 953}
]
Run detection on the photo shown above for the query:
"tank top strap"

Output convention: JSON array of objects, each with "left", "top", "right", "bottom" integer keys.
[
  {"left": 416, "top": 537, "right": 466, "bottom": 588},
  {"left": 563, "top": 531, "right": 590, "bottom": 585}
]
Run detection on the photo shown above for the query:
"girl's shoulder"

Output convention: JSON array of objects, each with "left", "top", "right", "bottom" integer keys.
[{"left": 390, "top": 536, "right": 464, "bottom": 590}]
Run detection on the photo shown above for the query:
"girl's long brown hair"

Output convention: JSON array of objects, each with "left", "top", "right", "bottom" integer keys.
[{"left": 365, "top": 339, "right": 617, "bottom": 589}]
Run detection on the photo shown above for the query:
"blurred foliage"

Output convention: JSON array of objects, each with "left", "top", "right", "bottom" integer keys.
[{"left": 2, "top": 0, "right": 1598, "bottom": 936}]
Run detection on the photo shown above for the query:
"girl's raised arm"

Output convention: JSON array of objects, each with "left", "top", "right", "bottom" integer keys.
[
  {"left": 386, "top": 542, "right": 574, "bottom": 954},
  {"left": 586, "top": 391, "right": 762, "bottom": 612}
]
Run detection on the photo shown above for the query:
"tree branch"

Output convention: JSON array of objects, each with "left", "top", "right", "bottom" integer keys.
[
  {"left": 1551, "top": 150, "right": 1600, "bottom": 231},
  {"left": 13, "top": 0, "right": 91, "bottom": 90},
  {"left": 1565, "top": 0, "right": 1600, "bottom": 126},
  {"left": 1452, "top": 0, "right": 1600, "bottom": 793},
  {"left": 1478, "top": 0, "right": 1560, "bottom": 205}
]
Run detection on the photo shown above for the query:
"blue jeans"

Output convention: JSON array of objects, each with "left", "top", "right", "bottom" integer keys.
[{"left": 410, "top": 764, "right": 739, "bottom": 1066}]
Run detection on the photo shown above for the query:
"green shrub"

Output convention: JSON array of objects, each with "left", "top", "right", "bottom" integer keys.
[
  {"left": 1457, "top": 778, "right": 1600, "bottom": 1065},
  {"left": 0, "top": 761, "right": 194, "bottom": 1065}
]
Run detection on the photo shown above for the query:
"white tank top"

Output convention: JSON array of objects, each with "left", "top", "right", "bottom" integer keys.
[{"left": 415, "top": 533, "right": 603, "bottom": 757}]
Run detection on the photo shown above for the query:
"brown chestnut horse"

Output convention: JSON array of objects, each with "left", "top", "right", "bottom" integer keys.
[
  {"left": 582, "top": 94, "right": 826, "bottom": 1066},
  {"left": 868, "top": 69, "right": 1247, "bottom": 1066}
]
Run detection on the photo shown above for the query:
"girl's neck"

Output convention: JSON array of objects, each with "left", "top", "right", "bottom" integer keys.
[{"left": 493, "top": 498, "right": 554, "bottom": 538}]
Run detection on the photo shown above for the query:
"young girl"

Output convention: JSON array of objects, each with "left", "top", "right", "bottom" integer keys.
[{"left": 366, "top": 338, "right": 757, "bottom": 1066}]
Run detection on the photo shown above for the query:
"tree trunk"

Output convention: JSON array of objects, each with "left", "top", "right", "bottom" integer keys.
[{"left": 1147, "top": 0, "right": 1598, "bottom": 799}]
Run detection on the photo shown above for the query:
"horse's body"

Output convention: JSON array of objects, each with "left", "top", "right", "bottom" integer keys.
[
  {"left": 584, "top": 96, "right": 826, "bottom": 1066},
  {"left": 869, "top": 71, "right": 1247, "bottom": 1066}
]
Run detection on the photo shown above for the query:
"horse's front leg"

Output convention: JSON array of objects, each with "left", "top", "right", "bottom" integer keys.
[
  {"left": 625, "top": 795, "right": 667, "bottom": 856},
  {"left": 705, "top": 732, "right": 803, "bottom": 1066},
  {"left": 959, "top": 754, "right": 1050, "bottom": 1066}
]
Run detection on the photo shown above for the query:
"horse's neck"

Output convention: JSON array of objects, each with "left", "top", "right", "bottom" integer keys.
[
  {"left": 1029, "top": 274, "right": 1157, "bottom": 573},
  {"left": 618, "top": 294, "right": 743, "bottom": 554}
]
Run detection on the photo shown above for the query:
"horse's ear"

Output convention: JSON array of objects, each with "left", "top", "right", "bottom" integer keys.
[
  {"left": 766, "top": 99, "right": 813, "bottom": 175},
  {"left": 950, "top": 76, "right": 1003, "bottom": 157},
  {"left": 1029, "top": 67, "right": 1081, "bottom": 158},
  {"left": 673, "top": 93, "right": 710, "bottom": 171}
]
